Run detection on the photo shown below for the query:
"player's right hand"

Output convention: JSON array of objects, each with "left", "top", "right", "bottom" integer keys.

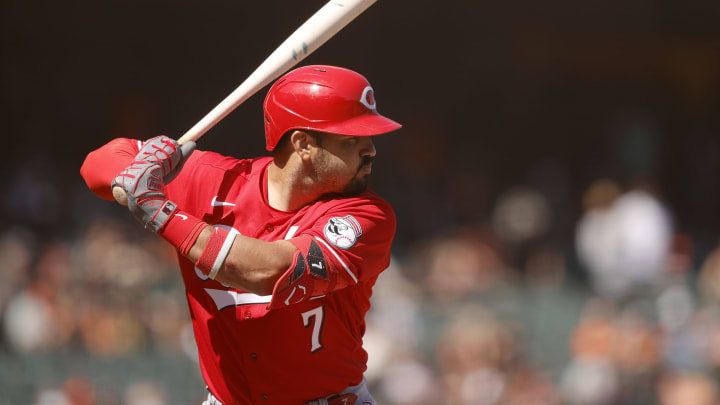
[{"left": 111, "top": 158, "right": 177, "bottom": 232}]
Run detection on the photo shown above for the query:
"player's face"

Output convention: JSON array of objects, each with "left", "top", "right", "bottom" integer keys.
[{"left": 313, "top": 133, "right": 377, "bottom": 195}]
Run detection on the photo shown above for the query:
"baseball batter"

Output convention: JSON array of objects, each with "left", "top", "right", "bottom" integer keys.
[{"left": 80, "top": 65, "right": 400, "bottom": 405}]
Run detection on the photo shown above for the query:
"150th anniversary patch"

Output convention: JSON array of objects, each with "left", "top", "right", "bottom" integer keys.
[{"left": 323, "top": 216, "right": 363, "bottom": 249}]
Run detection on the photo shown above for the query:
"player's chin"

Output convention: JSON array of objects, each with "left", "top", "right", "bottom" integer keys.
[{"left": 342, "top": 175, "right": 369, "bottom": 195}]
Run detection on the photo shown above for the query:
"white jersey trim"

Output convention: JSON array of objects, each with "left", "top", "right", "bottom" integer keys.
[
  {"left": 314, "top": 236, "right": 358, "bottom": 284},
  {"left": 284, "top": 226, "right": 299, "bottom": 240},
  {"left": 205, "top": 289, "right": 271, "bottom": 310}
]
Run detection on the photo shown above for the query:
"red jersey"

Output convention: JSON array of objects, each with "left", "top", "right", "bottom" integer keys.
[{"left": 80, "top": 138, "right": 396, "bottom": 405}]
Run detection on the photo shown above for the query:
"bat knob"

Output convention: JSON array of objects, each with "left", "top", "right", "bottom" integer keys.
[{"left": 113, "top": 186, "right": 129, "bottom": 206}]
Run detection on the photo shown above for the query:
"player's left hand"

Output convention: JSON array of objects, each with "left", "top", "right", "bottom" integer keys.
[{"left": 136, "top": 135, "right": 196, "bottom": 183}]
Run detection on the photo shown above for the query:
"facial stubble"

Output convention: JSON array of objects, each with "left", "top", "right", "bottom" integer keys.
[{"left": 342, "top": 156, "right": 374, "bottom": 195}]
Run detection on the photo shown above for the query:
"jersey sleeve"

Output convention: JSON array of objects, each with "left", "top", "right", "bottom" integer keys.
[
  {"left": 80, "top": 138, "right": 141, "bottom": 200},
  {"left": 269, "top": 197, "right": 396, "bottom": 309}
]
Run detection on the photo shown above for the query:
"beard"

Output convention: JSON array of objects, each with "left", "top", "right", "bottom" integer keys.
[
  {"left": 341, "top": 156, "right": 374, "bottom": 195},
  {"left": 342, "top": 176, "right": 369, "bottom": 195}
]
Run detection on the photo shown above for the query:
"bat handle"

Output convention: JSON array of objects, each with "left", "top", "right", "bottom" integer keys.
[
  {"left": 176, "top": 133, "right": 194, "bottom": 145},
  {"left": 113, "top": 186, "right": 129, "bottom": 206}
]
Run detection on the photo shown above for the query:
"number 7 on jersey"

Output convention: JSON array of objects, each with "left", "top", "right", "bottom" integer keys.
[{"left": 301, "top": 306, "right": 325, "bottom": 353}]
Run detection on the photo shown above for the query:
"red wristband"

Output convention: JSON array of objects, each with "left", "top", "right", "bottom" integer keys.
[
  {"left": 195, "top": 227, "right": 239, "bottom": 279},
  {"left": 156, "top": 210, "right": 208, "bottom": 256}
]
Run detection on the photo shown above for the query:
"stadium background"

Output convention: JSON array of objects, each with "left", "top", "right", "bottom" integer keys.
[{"left": 3, "top": 0, "right": 720, "bottom": 403}]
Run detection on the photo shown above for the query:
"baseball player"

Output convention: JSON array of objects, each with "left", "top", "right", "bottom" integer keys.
[{"left": 80, "top": 65, "right": 400, "bottom": 405}]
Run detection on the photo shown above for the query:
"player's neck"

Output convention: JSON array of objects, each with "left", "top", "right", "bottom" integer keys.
[{"left": 267, "top": 161, "right": 322, "bottom": 212}]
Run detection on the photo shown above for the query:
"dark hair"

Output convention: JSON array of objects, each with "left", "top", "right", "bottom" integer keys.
[
  {"left": 273, "top": 131, "right": 293, "bottom": 153},
  {"left": 309, "top": 130, "right": 325, "bottom": 147}
]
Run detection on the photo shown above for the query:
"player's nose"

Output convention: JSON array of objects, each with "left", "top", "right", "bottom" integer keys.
[{"left": 359, "top": 137, "right": 376, "bottom": 158}]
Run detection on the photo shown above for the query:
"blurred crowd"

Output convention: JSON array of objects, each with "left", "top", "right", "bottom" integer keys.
[
  {"left": 365, "top": 179, "right": 720, "bottom": 405},
  {"left": 2, "top": 150, "right": 720, "bottom": 405}
]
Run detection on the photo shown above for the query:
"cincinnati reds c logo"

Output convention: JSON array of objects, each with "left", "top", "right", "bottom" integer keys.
[{"left": 360, "top": 86, "right": 376, "bottom": 110}]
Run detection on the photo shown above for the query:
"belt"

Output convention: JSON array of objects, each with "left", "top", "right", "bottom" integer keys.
[{"left": 307, "top": 378, "right": 370, "bottom": 405}]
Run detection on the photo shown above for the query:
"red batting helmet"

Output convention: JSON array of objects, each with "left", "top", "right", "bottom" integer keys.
[{"left": 263, "top": 65, "right": 402, "bottom": 151}]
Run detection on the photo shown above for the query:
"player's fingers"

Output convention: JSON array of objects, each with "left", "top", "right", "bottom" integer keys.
[{"left": 164, "top": 141, "right": 196, "bottom": 183}]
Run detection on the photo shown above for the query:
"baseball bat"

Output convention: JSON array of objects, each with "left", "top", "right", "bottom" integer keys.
[{"left": 113, "top": 0, "right": 378, "bottom": 205}]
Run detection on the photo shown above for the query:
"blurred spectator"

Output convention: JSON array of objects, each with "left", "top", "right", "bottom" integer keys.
[
  {"left": 435, "top": 305, "right": 517, "bottom": 405},
  {"left": 499, "top": 367, "right": 560, "bottom": 405},
  {"left": 33, "top": 378, "right": 96, "bottom": 405},
  {"left": 63, "top": 378, "right": 96, "bottom": 405},
  {"left": 377, "top": 354, "right": 439, "bottom": 405},
  {"left": 663, "top": 305, "right": 720, "bottom": 374},
  {"left": 34, "top": 389, "right": 69, "bottom": 405},
  {"left": 611, "top": 309, "right": 663, "bottom": 404},
  {"left": 365, "top": 259, "right": 424, "bottom": 381},
  {"left": 524, "top": 244, "right": 566, "bottom": 290},
  {"left": 611, "top": 310, "right": 663, "bottom": 373},
  {"left": 3, "top": 283, "right": 73, "bottom": 353},
  {"left": 560, "top": 299, "right": 620, "bottom": 405},
  {"left": 492, "top": 186, "right": 551, "bottom": 245},
  {"left": 657, "top": 371, "right": 719, "bottom": 405},
  {"left": 139, "top": 290, "right": 188, "bottom": 353},
  {"left": 3, "top": 240, "right": 76, "bottom": 353},
  {"left": 0, "top": 227, "right": 34, "bottom": 313},
  {"left": 698, "top": 243, "right": 720, "bottom": 305},
  {"left": 77, "top": 302, "right": 145, "bottom": 357},
  {"left": 576, "top": 179, "right": 673, "bottom": 300},
  {"left": 418, "top": 231, "right": 508, "bottom": 305},
  {"left": 124, "top": 382, "right": 168, "bottom": 405},
  {"left": 560, "top": 357, "right": 619, "bottom": 405}
]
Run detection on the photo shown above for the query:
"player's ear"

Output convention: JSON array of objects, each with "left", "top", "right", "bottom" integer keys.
[{"left": 290, "top": 130, "right": 314, "bottom": 161}]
